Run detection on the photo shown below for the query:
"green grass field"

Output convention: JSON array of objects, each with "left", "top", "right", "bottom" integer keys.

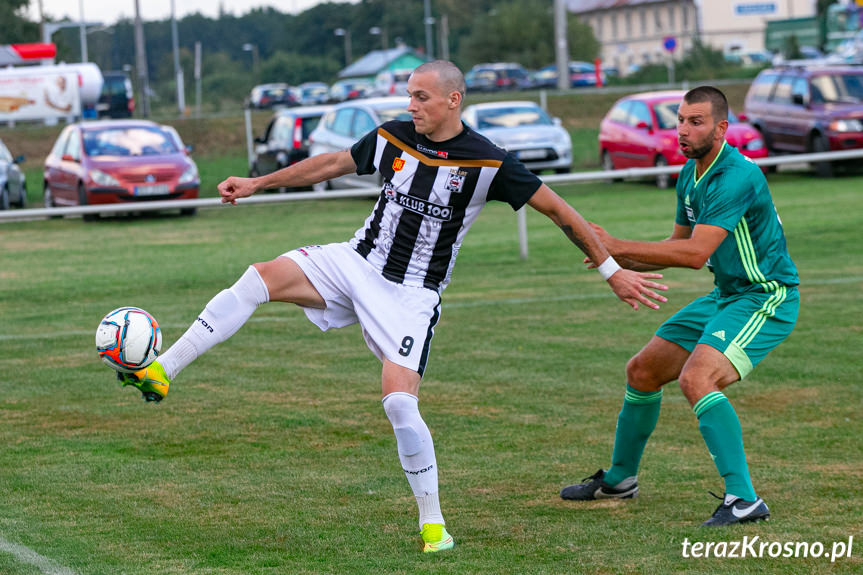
[{"left": 0, "top": 173, "right": 861, "bottom": 574}]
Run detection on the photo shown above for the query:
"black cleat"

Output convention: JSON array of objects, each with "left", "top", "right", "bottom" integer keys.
[
  {"left": 701, "top": 493, "right": 770, "bottom": 527},
  {"left": 560, "top": 469, "right": 639, "bottom": 501}
]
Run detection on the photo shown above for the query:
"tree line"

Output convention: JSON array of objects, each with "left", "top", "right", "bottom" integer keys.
[{"left": 1, "top": 0, "right": 600, "bottom": 110}]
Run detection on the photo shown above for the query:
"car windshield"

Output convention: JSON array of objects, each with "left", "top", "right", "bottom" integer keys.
[
  {"left": 475, "top": 106, "right": 552, "bottom": 129},
  {"left": 654, "top": 100, "right": 739, "bottom": 130},
  {"left": 376, "top": 107, "right": 412, "bottom": 122},
  {"left": 810, "top": 73, "right": 863, "bottom": 103},
  {"left": 83, "top": 127, "right": 179, "bottom": 157}
]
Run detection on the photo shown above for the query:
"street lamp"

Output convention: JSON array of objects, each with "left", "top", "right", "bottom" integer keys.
[
  {"left": 242, "top": 43, "right": 259, "bottom": 76},
  {"left": 334, "top": 28, "right": 352, "bottom": 66},
  {"left": 369, "top": 26, "right": 387, "bottom": 50}
]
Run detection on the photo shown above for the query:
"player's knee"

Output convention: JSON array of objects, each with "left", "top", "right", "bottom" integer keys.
[
  {"left": 626, "top": 354, "right": 661, "bottom": 391},
  {"left": 678, "top": 369, "right": 711, "bottom": 404}
]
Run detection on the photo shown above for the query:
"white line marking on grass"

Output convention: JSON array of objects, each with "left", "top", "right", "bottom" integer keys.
[
  {"left": 0, "top": 535, "right": 80, "bottom": 575},
  {"left": 1, "top": 277, "right": 860, "bottom": 342}
]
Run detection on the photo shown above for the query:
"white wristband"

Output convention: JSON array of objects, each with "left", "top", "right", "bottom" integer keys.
[{"left": 597, "top": 256, "right": 622, "bottom": 281}]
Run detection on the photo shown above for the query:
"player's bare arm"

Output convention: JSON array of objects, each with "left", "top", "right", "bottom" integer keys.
[
  {"left": 585, "top": 222, "right": 693, "bottom": 271},
  {"left": 592, "top": 221, "right": 727, "bottom": 269},
  {"left": 527, "top": 185, "right": 668, "bottom": 310},
  {"left": 218, "top": 150, "right": 357, "bottom": 204}
]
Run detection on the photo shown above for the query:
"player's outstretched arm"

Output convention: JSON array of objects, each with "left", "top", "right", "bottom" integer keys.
[
  {"left": 590, "top": 221, "right": 727, "bottom": 270},
  {"left": 527, "top": 185, "right": 668, "bottom": 310},
  {"left": 218, "top": 150, "right": 357, "bottom": 204}
]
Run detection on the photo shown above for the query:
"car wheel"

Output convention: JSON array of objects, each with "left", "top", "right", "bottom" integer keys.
[
  {"left": 16, "top": 183, "right": 26, "bottom": 208},
  {"left": 811, "top": 133, "right": 833, "bottom": 178},
  {"left": 554, "top": 167, "right": 571, "bottom": 174},
  {"left": 43, "top": 183, "right": 61, "bottom": 218},
  {"left": 655, "top": 156, "right": 670, "bottom": 189},
  {"left": 601, "top": 150, "right": 615, "bottom": 183},
  {"left": 78, "top": 183, "right": 98, "bottom": 221},
  {"left": 180, "top": 207, "right": 197, "bottom": 216},
  {"left": 0, "top": 186, "right": 9, "bottom": 211}
]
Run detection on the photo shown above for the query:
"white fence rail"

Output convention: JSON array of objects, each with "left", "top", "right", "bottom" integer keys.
[{"left": 2, "top": 148, "right": 862, "bottom": 228}]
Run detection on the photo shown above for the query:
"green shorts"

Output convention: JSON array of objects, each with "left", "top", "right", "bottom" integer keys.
[{"left": 655, "top": 286, "right": 799, "bottom": 379}]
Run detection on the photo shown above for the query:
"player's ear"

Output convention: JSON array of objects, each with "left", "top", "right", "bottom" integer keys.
[
  {"left": 448, "top": 91, "right": 461, "bottom": 110},
  {"left": 716, "top": 119, "right": 729, "bottom": 140}
]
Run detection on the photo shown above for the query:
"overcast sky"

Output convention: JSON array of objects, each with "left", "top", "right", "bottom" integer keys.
[{"left": 30, "top": 0, "right": 337, "bottom": 26}]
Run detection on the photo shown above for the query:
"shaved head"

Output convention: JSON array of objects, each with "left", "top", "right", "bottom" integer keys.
[{"left": 412, "top": 60, "right": 466, "bottom": 105}]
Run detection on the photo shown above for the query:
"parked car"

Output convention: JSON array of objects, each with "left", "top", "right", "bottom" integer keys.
[
  {"left": 465, "top": 68, "right": 498, "bottom": 93},
  {"left": 373, "top": 68, "right": 414, "bottom": 96},
  {"left": 0, "top": 137, "right": 27, "bottom": 210},
  {"left": 296, "top": 82, "right": 330, "bottom": 106},
  {"left": 308, "top": 97, "right": 410, "bottom": 189},
  {"left": 599, "top": 91, "right": 768, "bottom": 188},
  {"left": 95, "top": 70, "right": 134, "bottom": 118},
  {"left": 42, "top": 120, "right": 199, "bottom": 218},
  {"left": 531, "top": 65, "right": 559, "bottom": 89},
  {"left": 530, "top": 61, "right": 605, "bottom": 88},
  {"left": 568, "top": 61, "right": 605, "bottom": 87},
  {"left": 328, "top": 79, "right": 374, "bottom": 103},
  {"left": 465, "top": 63, "right": 533, "bottom": 91},
  {"left": 250, "top": 104, "right": 332, "bottom": 190},
  {"left": 248, "top": 83, "right": 298, "bottom": 109},
  {"left": 462, "top": 100, "right": 572, "bottom": 173},
  {"left": 743, "top": 65, "right": 863, "bottom": 176}
]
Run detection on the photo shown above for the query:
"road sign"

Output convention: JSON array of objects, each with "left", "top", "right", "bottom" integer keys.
[{"left": 663, "top": 36, "right": 677, "bottom": 53}]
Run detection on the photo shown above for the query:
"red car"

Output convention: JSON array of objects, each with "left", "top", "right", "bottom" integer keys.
[
  {"left": 599, "top": 91, "right": 768, "bottom": 188},
  {"left": 43, "top": 120, "right": 199, "bottom": 217}
]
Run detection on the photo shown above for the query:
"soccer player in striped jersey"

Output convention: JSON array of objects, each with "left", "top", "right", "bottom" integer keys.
[
  {"left": 560, "top": 86, "right": 799, "bottom": 527},
  {"left": 119, "top": 60, "right": 668, "bottom": 551}
]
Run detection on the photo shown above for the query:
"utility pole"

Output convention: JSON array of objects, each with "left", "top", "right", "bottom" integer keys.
[
  {"left": 78, "top": 0, "right": 88, "bottom": 62},
  {"left": 134, "top": 0, "right": 150, "bottom": 117},
  {"left": 171, "top": 0, "right": 185, "bottom": 116},
  {"left": 423, "top": 0, "right": 434, "bottom": 59},
  {"left": 439, "top": 14, "right": 449, "bottom": 61},
  {"left": 194, "top": 41, "right": 202, "bottom": 118},
  {"left": 554, "top": 0, "right": 569, "bottom": 91}
]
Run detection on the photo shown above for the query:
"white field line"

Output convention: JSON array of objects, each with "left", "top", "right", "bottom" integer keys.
[
  {"left": 1, "top": 276, "right": 861, "bottom": 343},
  {"left": 0, "top": 535, "right": 80, "bottom": 575}
]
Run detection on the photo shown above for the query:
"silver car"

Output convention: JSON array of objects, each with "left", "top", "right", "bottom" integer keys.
[
  {"left": 308, "top": 97, "right": 411, "bottom": 190},
  {"left": 0, "top": 137, "right": 27, "bottom": 210},
  {"left": 462, "top": 101, "right": 572, "bottom": 173}
]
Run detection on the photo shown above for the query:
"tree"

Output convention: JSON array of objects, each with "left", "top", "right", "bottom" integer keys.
[
  {"left": 458, "top": 1, "right": 555, "bottom": 68},
  {"left": 567, "top": 14, "right": 600, "bottom": 63},
  {"left": 0, "top": 0, "right": 39, "bottom": 43},
  {"left": 457, "top": 1, "right": 599, "bottom": 68}
]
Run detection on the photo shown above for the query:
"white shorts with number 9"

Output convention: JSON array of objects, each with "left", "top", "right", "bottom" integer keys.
[{"left": 283, "top": 242, "right": 442, "bottom": 376}]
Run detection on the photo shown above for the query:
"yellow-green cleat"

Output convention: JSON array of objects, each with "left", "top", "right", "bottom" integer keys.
[
  {"left": 421, "top": 523, "right": 454, "bottom": 553},
  {"left": 117, "top": 360, "right": 170, "bottom": 402}
]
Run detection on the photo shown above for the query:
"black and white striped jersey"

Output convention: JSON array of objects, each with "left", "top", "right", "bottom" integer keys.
[{"left": 349, "top": 120, "right": 541, "bottom": 292}]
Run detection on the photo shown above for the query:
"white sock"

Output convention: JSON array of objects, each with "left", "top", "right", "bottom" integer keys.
[
  {"left": 382, "top": 392, "right": 444, "bottom": 528},
  {"left": 159, "top": 266, "right": 270, "bottom": 379}
]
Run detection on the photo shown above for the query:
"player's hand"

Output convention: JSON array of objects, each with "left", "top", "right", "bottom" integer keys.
[
  {"left": 218, "top": 176, "right": 260, "bottom": 205},
  {"left": 607, "top": 269, "right": 668, "bottom": 311}
]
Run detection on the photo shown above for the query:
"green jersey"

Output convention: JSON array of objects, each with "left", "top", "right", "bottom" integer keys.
[{"left": 675, "top": 141, "right": 799, "bottom": 296}]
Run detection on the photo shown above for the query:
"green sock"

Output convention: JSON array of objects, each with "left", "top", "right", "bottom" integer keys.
[
  {"left": 694, "top": 391, "right": 757, "bottom": 502},
  {"left": 604, "top": 385, "right": 663, "bottom": 487}
]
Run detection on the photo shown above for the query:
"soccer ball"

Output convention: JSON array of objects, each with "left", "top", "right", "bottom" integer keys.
[{"left": 95, "top": 307, "right": 162, "bottom": 373}]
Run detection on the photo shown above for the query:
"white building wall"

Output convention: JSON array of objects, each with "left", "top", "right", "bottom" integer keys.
[{"left": 572, "top": 0, "right": 817, "bottom": 72}]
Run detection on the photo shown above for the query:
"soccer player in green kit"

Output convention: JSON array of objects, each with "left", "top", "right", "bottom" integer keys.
[{"left": 560, "top": 86, "right": 799, "bottom": 526}]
